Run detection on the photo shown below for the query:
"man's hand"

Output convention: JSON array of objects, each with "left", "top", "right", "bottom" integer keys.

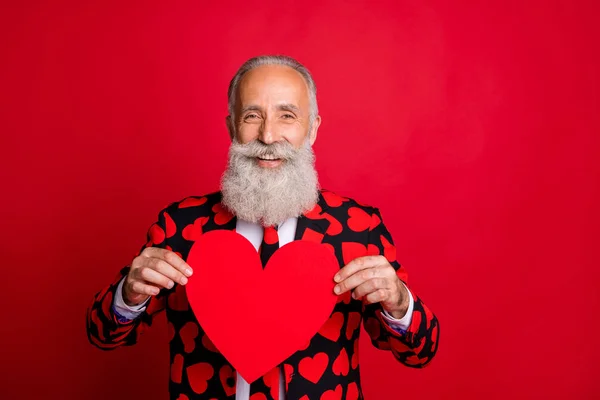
[
  {"left": 333, "top": 256, "right": 409, "bottom": 319},
  {"left": 123, "top": 248, "right": 193, "bottom": 306}
]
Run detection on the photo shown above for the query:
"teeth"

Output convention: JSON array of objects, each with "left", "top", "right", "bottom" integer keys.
[{"left": 260, "top": 155, "right": 277, "bottom": 160}]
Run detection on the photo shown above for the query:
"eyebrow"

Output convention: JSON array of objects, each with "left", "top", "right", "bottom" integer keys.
[
  {"left": 240, "top": 103, "right": 301, "bottom": 114},
  {"left": 277, "top": 103, "right": 300, "bottom": 113},
  {"left": 241, "top": 105, "right": 262, "bottom": 113}
]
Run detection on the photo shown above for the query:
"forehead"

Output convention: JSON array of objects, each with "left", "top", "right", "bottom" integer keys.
[{"left": 237, "top": 64, "right": 310, "bottom": 107}]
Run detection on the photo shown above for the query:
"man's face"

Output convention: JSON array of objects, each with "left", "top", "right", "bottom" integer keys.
[
  {"left": 228, "top": 64, "right": 321, "bottom": 169},
  {"left": 221, "top": 64, "right": 322, "bottom": 226}
]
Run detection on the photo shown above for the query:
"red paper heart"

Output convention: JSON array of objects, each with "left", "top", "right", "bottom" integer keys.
[{"left": 186, "top": 230, "right": 339, "bottom": 384}]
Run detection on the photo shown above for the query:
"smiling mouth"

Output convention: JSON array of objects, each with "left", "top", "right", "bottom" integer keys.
[{"left": 257, "top": 156, "right": 281, "bottom": 161}]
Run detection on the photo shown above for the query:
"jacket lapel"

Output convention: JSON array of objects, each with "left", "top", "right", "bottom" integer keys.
[
  {"left": 294, "top": 191, "right": 331, "bottom": 245},
  {"left": 203, "top": 194, "right": 237, "bottom": 234}
]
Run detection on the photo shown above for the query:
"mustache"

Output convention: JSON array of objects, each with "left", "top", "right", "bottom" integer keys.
[{"left": 231, "top": 140, "right": 299, "bottom": 160}]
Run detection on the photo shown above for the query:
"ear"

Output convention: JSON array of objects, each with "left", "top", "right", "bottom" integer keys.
[
  {"left": 226, "top": 115, "right": 235, "bottom": 141},
  {"left": 309, "top": 115, "right": 321, "bottom": 146}
]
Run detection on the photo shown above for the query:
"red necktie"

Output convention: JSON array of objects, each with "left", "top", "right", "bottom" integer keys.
[{"left": 260, "top": 225, "right": 279, "bottom": 268}]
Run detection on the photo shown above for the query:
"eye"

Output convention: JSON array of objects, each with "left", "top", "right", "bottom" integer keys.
[
  {"left": 281, "top": 113, "right": 294, "bottom": 119},
  {"left": 244, "top": 113, "right": 259, "bottom": 120}
]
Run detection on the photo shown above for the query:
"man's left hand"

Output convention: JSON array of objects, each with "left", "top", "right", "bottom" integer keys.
[{"left": 333, "top": 256, "right": 409, "bottom": 319}]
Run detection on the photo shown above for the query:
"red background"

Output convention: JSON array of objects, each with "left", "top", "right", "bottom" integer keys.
[{"left": 1, "top": 1, "right": 599, "bottom": 399}]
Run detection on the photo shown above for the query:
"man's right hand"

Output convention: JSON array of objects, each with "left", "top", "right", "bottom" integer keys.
[{"left": 123, "top": 247, "right": 193, "bottom": 306}]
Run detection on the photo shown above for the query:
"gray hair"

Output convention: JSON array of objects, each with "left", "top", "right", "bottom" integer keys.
[{"left": 227, "top": 55, "right": 319, "bottom": 128}]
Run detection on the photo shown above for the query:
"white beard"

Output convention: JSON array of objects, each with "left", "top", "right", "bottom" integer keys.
[{"left": 220, "top": 138, "right": 320, "bottom": 227}]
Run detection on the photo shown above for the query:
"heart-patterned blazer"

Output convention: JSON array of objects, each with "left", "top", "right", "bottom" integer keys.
[{"left": 86, "top": 189, "right": 440, "bottom": 400}]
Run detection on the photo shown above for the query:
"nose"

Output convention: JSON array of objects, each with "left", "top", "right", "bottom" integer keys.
[{"left": 258, "top": 117, "right": 281, "bottom": 145}]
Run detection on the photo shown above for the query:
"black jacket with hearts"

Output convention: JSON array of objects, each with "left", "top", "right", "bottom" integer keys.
[{"left": 86, "top": 189, "right": 440, "bottom": 399}]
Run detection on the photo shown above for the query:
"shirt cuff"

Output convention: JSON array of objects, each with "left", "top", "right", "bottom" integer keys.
[
  {"left": 112, "top": 276, "right": 149, "bottom": 321},
  {"left": 379, "top": 282, "right": 414, "bottom": 334}
]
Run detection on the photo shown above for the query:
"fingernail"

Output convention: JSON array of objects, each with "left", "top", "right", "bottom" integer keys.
[
  {"left": 152, "top": 288, "right": 160, "bottom": 295},
  {"left": 334, "top": 274, "right": 341, "bottom": 282},
  {"left": 352, "top": 291, "right": 356, "bottom": 299},
  {"left": 334, "top": 285, "right": 341, "bottom": 294},
  {"left": 180, "top": 276, "right": 188, "bottom": 285},
  {"left": 167, "top": 281, "right": 174, "bottom": 289},
  {"left": 185, "top": 268, "right": 193, "bottom": 276}
]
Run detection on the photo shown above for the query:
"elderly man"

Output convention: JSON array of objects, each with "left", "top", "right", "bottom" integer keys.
[{"left": 86, "top": 55, "right": 439, "bottom": 400}]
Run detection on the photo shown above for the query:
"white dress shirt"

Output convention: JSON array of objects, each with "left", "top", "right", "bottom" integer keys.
[{"left": 113, "top": 216, "right": 414, "bottom": 399}]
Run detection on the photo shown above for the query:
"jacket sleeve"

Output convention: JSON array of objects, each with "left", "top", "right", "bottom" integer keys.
[
  {"left": 361, "top": 207, "right": 440, "bottom": 368},
  {"left": 86, "top": 206, "right": 171, "bottom": 350}
]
